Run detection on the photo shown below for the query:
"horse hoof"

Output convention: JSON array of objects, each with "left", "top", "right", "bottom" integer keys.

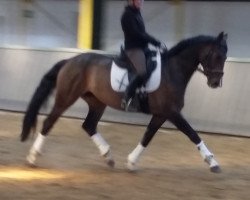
[
  {"left": 103, "top": 150, "right": 115, "bottom": 168},
  {"left": 25, "top": 158, "right": 37, "bottom": 168},
  {"left": 127, "top": 161, "right": 138, "bottom": 172},
  {"left": 210, "top": 165, "right": 222, "bottom": 173},
  {"left": 26, "top": 154, "right": 37, "bottom": 167},
  {"left": 26, "top": 162, "right": 37, "bottom": 168},
  {"left": 106, "top": 159, "right": 115, "bottom": 168}
]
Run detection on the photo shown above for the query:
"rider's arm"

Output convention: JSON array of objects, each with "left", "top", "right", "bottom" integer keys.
[{"left": 121, "top": 13, "right": 160, "bottom": 47}]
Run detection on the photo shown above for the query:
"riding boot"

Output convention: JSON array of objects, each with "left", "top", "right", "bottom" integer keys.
[{"left": 121, "top": 75, "right": 142, "bottom": 111}]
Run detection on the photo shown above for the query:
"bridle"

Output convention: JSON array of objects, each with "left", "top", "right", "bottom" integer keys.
[{"left": 197, "top": 46, "right": 225, "bottom": 87}]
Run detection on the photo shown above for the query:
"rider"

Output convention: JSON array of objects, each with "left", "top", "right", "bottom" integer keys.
[{"left": 121, "top": 0, "right": 165, "bottom": 110}]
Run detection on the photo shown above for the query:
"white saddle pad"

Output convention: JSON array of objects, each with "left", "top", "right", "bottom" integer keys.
[{"left": 110, "top": 50, "right": 161, "bottom": 92}]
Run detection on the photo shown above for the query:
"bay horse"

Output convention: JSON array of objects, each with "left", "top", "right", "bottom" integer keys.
[{"left": 21, "top": 32, "right": 228, "bottom": 173}]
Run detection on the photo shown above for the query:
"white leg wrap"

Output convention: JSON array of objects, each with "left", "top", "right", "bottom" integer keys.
[
  {"left": 91, "top": 132, "right": 110, "bottom": 156},
  {"left": 197, "top": 141, "right": 219, "bottom": 168},
  {"left": 128, "top": 143, "right": 145, "bottom": 164},
  {"left": 197, "top": 141, "right": 213, "bottom": 160},
  {"left": 32, "top": 133, "right": 46, "bottom": 154},
  {"left": 208, "top": 156, "right": 219, "bottom": 168},
  {"left": 27, "top": 133, "right": 46, "bottom": 165}
]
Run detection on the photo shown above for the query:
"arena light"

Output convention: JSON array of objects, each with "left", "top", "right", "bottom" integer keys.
[{"left": 0, "top": 167, "right": 66, "bottom": 181}]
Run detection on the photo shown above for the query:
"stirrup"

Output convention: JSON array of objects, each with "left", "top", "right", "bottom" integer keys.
[{"left": 121, "top": 98, "right": 132, "bottom": 111}]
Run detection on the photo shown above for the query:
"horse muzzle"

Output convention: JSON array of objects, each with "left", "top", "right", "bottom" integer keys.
[{"left": 207, "top": 77, "right": 223, "bottom": 88}]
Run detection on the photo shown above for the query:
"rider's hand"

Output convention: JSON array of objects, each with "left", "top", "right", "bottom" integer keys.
[{"left": 158, "top": 42, "right": 167, "bottom": 53}]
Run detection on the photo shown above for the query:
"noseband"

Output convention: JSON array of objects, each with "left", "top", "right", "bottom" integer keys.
[
  {"left": 198, "top": 47, "right": 224, "bottom": 87},
  {"left": 197, "top": 67, "right": 224, "bottom": 78}
]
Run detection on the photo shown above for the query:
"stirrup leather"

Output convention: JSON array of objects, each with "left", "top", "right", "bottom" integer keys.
[{"left": 121, "top": 98, "right": 132, "bottom": 111}]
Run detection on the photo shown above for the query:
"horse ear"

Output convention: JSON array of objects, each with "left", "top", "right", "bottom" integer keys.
[
  {"left": 217, "top": 31, "right": 228, "bottom": 42},
  {"left": 217, "top": 32, "right": 224, "bottom": 41},
  {"left": 223, "top": 33, "right": 228, "bottom": 41}
]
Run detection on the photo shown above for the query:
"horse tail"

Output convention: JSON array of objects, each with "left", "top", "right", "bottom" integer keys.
[{"left": 20, "top": 59, "right": 68, "bottom": 142}]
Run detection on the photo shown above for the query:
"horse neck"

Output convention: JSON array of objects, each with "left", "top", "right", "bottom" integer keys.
[{"left": 165, "top": 45, "right": 201, "bottom": 89}]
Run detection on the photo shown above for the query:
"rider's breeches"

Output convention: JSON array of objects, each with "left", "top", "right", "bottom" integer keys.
[{"left": 125, "top": 48, "right": 147, "bottom": 81}]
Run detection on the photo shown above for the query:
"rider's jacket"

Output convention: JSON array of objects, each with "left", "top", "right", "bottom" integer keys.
[{"left": 121, "top": 6, "right": 160, "bottom": 50}]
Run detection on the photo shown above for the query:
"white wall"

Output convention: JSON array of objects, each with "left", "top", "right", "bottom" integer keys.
[{"left": 0, "top": 0, "right": 78, "bottom": 48}]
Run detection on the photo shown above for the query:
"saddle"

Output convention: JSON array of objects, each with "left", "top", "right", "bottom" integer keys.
[
  {"left": 113, "top": 47, "right": 158, "bottom": 113},
  {"left": 114, "top": 47, "right": 157, "bottom": 83},
  {"left": 113, "top": 48, "right": 134, "bottom": 79}
]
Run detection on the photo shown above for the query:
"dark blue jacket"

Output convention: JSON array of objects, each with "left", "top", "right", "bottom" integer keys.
[{"left": 121, "top": 6, "right": 160, "bottom": 50}]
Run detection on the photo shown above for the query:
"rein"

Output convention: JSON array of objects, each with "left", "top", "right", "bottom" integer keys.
[
  {"left": 197, "top": 67, "right": 223, "bottom": 87},
  {"left": 197, "top": 67, "right": 224, "bottom": 77}
]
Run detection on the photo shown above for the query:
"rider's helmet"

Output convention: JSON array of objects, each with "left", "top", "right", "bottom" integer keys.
[{"left": 127, "top": 0, "right": 144, "bottom": 9}]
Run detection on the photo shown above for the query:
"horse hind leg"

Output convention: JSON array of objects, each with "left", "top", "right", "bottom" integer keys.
[
  {"left": 82, "top": 96, "right": 114, "bottom": 168},
  {"left": 127, "top": 115, "right": 166, "bottom": 171},
  {"left": 26, "top": 93, "right": 80, "bottom": 166},
  {"left": 26, "top": 104, "right": 65, "bottom": 166}
]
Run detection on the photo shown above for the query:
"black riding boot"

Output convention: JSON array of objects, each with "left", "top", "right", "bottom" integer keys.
[{"left": 121, "top": 75, "right": 142, "bottom": 111}]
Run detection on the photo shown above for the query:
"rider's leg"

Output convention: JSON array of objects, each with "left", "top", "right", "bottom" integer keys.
[
  {"left": 121, "top": 74, "right": 142, "bottom": 110},
  {"left": 121, "top": 48, "right": 146, "bottom": 110}
]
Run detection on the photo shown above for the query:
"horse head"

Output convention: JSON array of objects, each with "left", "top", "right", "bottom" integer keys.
[{"left": 199, "top": 32, "right": 228, "bottom": 88}]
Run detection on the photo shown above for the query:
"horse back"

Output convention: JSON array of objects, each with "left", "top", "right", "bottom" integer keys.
[{"left": 63, "top": 52, "right": 123, "bottom": 108}]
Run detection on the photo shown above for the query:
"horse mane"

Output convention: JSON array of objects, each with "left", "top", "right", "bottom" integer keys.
[{"left": 164, "top": 35, "right": 217, "bottom": 59}]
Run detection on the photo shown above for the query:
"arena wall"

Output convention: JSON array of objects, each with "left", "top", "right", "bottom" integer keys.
[{"left": 0, "top": 47, "right": 249, "bottom": 137}]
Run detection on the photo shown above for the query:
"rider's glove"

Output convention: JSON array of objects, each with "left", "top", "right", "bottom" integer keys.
[{"left": 158, "top": 42, "right": 167, "bottom": 53}]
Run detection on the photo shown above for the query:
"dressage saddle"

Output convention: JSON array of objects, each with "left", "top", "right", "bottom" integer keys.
[
  {"left": 114, "top": 47, "right": 157, "bottom": 83},
  {"left": 114, "top": 47, "right": 158, "bottom": 113}
]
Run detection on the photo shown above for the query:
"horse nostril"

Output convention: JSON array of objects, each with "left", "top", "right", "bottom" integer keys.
[
  {"left": 212, "top": 80, "right": 220, "bottom": 88},
  {"left": 208, "top": 80, "right": 220, "bottom": 88}
]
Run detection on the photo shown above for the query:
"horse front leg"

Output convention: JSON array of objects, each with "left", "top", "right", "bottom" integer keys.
[
  {"left": 168, "top": 112, "right": 221, "bottom": 173},
  {"left": 127, "top": 115, "right": 166, "bottom": 171}
]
